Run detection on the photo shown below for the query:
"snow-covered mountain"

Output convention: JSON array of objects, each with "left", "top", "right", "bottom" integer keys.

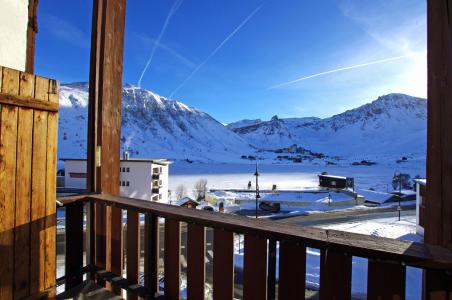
[
  {"left": 58, "top": 83, "right": 255, "bottom": 162},
  {"left": 229, "top": 94, "right": 427, "bottom": 157},
  {"left": 59, "top": 84, "right": 426, "bottom": 163}
]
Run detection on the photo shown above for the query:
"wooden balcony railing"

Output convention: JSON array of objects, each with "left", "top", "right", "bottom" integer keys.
[{"left": 57, "top": 194, "right": 452, "bottom": 299}]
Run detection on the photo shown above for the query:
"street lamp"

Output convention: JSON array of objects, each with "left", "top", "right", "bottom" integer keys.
[{"left": 254, "top": 161, "right": 261, "bottom": 219}]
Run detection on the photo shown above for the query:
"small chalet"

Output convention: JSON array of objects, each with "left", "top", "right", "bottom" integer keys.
[
  {"left": 318, "top": 174, "right": 354, "bottom": 190},
  {"left": 175, "top": 197, "right": 200, "bottom": 209}
]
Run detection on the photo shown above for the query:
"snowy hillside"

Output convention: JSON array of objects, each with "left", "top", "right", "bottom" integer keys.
[
  {"left": 229, "top": 94, "right": 427, "bottom": 158},
  {"left": 59, "top": 85, "right": 426, "bottom": 163},
  {"left": 58, "top": 83, "right": 255, "bottom": 162}
]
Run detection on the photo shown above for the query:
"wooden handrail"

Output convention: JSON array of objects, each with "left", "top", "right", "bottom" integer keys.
[{"left": 57, "top": 193, "right": 452, "bottom": 270}]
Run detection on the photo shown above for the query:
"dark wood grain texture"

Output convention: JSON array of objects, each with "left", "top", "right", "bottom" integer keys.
[
  {"left": 187, "top": 223, "right": 205, "bottom": 300},
  {"left": 213, "top": 229, "right": 234, "bottom": 300}
]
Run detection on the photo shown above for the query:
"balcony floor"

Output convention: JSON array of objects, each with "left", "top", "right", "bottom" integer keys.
[{"left": 57, "top": 280, "right": 122, "bottom": 300}]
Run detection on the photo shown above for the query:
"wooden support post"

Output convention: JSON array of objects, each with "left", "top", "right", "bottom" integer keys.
[
  {"left": 425, "top": 0, "right": 452, "bottom": 296},
  {"left": 87, "top": 0, "right": 126, "bottom": 293}
]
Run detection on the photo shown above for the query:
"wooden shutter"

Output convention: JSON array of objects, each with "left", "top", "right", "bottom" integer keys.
[{"left": 0, "top": 66, "right": 59, "bottom": 299}]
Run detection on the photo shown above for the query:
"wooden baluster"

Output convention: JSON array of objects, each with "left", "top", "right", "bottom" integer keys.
[
  {"left": 424, "top": 269, "right": 452, "bottom": 300},
  {"left": 213, "top": 229, "right": 234, "bottom": 300},
  {"left": 267, "top": 239, "right": 277, "bottom": 300},
  {"left": 367, "top": 260, "right": 405, "bottom": 300},
  {"left": 243, "top": 235, "right": 268, "bottom": 300},
  {"left": 278, "top": 241, "right": 306, "bottom": 300},
  {"left": 144, "top": 214, "right": 160, "bottom": 297},
  {"left": 187, "top": 223, "right": 205, "bottom": 300},
  {"left": 126, "top": 211, "right": 140, "bottom": 300},
  {"left": 164, "top": 219, "right": 181, "bottom": 300},
  {"left": 65, "top": 202, "right": 84, "bottom": 290},
  {"left": 320, "top": 249, "right": 352, "bottom": 300}
]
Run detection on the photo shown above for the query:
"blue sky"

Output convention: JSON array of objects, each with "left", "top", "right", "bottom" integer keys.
[{"left": 36, "top": 0, "right": 426, "bottom": 123}]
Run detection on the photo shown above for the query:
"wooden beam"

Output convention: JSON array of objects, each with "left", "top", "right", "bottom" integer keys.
[
  {"left": 25, "top": 0, "right": 38, "bottom": 73},
  {"left": 0, "top": 93, "right": 59, "bottom": 112},
  {"left": 87, "top": 0, "right": 126, "bottom": 292}
]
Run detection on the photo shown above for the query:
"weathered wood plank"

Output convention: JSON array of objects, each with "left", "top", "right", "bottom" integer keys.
[
  {"left": 45, "top": 79, "right": 58, "bottom": 291},
  {"left": 278, "top": 241, "right": 306, "bottom": 300},
  {"left": 29, "top": 76, "right": 50, "bottom": 295},
  {"left": 2, "top": 67, "right": 20, "bottom": 94},
  {"left": 30, "top": 108, "right": 48, "bottom": 294},
  {"left": 320, "top": 249, "right": 352, "bottom": 300},
  {"left": 243, "top": 235, "right": 267, "bottom": 300},
  {"left": 34, "top": 76, "right": 49, "bottom": 102},
  {"left": 0, "top": 93, "right": 59, "bottom": 112},
  {"left": 126, "top": 211, "right": 140, "bottom": 300},
  {"left": 367, "top": 260, "right": 405, "bottom": 300},
  {"left": 213, "top": 229, "right": 234, "bottom": 300},
  {"left": 13, "top": 72, "right": 34, "bottom": 299},
  {"left": 164, "top": 219, "right": 181, "bottom": 300},
  {"left": 65, "top": 202, "right": 84, "bottom": 290},
  {"left": 187, "top": 223, "right": 205, "bottom": 300},
  {"left": 83, "top": 194, "right": 452, "bottom": 271},
  {"left": 0, "top": 99, "right": 19, "bottom": 300},
  {"left": 144, "top": 214, "right": 160, "bottom": 297}
]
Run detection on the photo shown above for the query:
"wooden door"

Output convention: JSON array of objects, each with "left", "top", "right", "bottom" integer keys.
[{"left": 0, "top": 66, "right": 59, "bottom": 299}]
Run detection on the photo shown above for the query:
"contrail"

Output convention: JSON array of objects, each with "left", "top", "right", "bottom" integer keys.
[
  {"left": 269, "top": 55, "right": 409, "bottom": 89},
  {"left": 168, "top": 4, "right": 263, "bottom": 99},
  {"left": 137, "top": 0, "right": 184, "bottom": 87}
]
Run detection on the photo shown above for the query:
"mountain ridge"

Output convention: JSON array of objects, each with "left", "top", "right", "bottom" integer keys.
[{"left": 58, "top": 83, "right": 426, "bottom": 162}]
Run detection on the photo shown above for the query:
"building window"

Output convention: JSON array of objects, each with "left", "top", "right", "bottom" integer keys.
[
  {"left": 126, "top": 167, "right": 130, "bottom": 172},
  {"left": 152, "top": 195, "right": 159, "bottom": 201},
  {"left": 126, "top": 181, "right": 130, "bottom": 186},
  {"left": 119, "top": 168, "right": 121, "bottom": 173},
  {"left": 159, "top": 194, "right": 162, "bottom": 200}
]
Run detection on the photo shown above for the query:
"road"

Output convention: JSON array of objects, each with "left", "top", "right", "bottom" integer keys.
[{"left": 276, "top": 204, "right": 416, "bottom": 227}]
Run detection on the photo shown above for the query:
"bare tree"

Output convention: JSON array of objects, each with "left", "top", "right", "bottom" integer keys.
[
  {"left": 175, "top": 184, "right": 187, "bottom": 200},
  {"left": 194, "top": 179, "right": 208, "bottom": 200}
]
